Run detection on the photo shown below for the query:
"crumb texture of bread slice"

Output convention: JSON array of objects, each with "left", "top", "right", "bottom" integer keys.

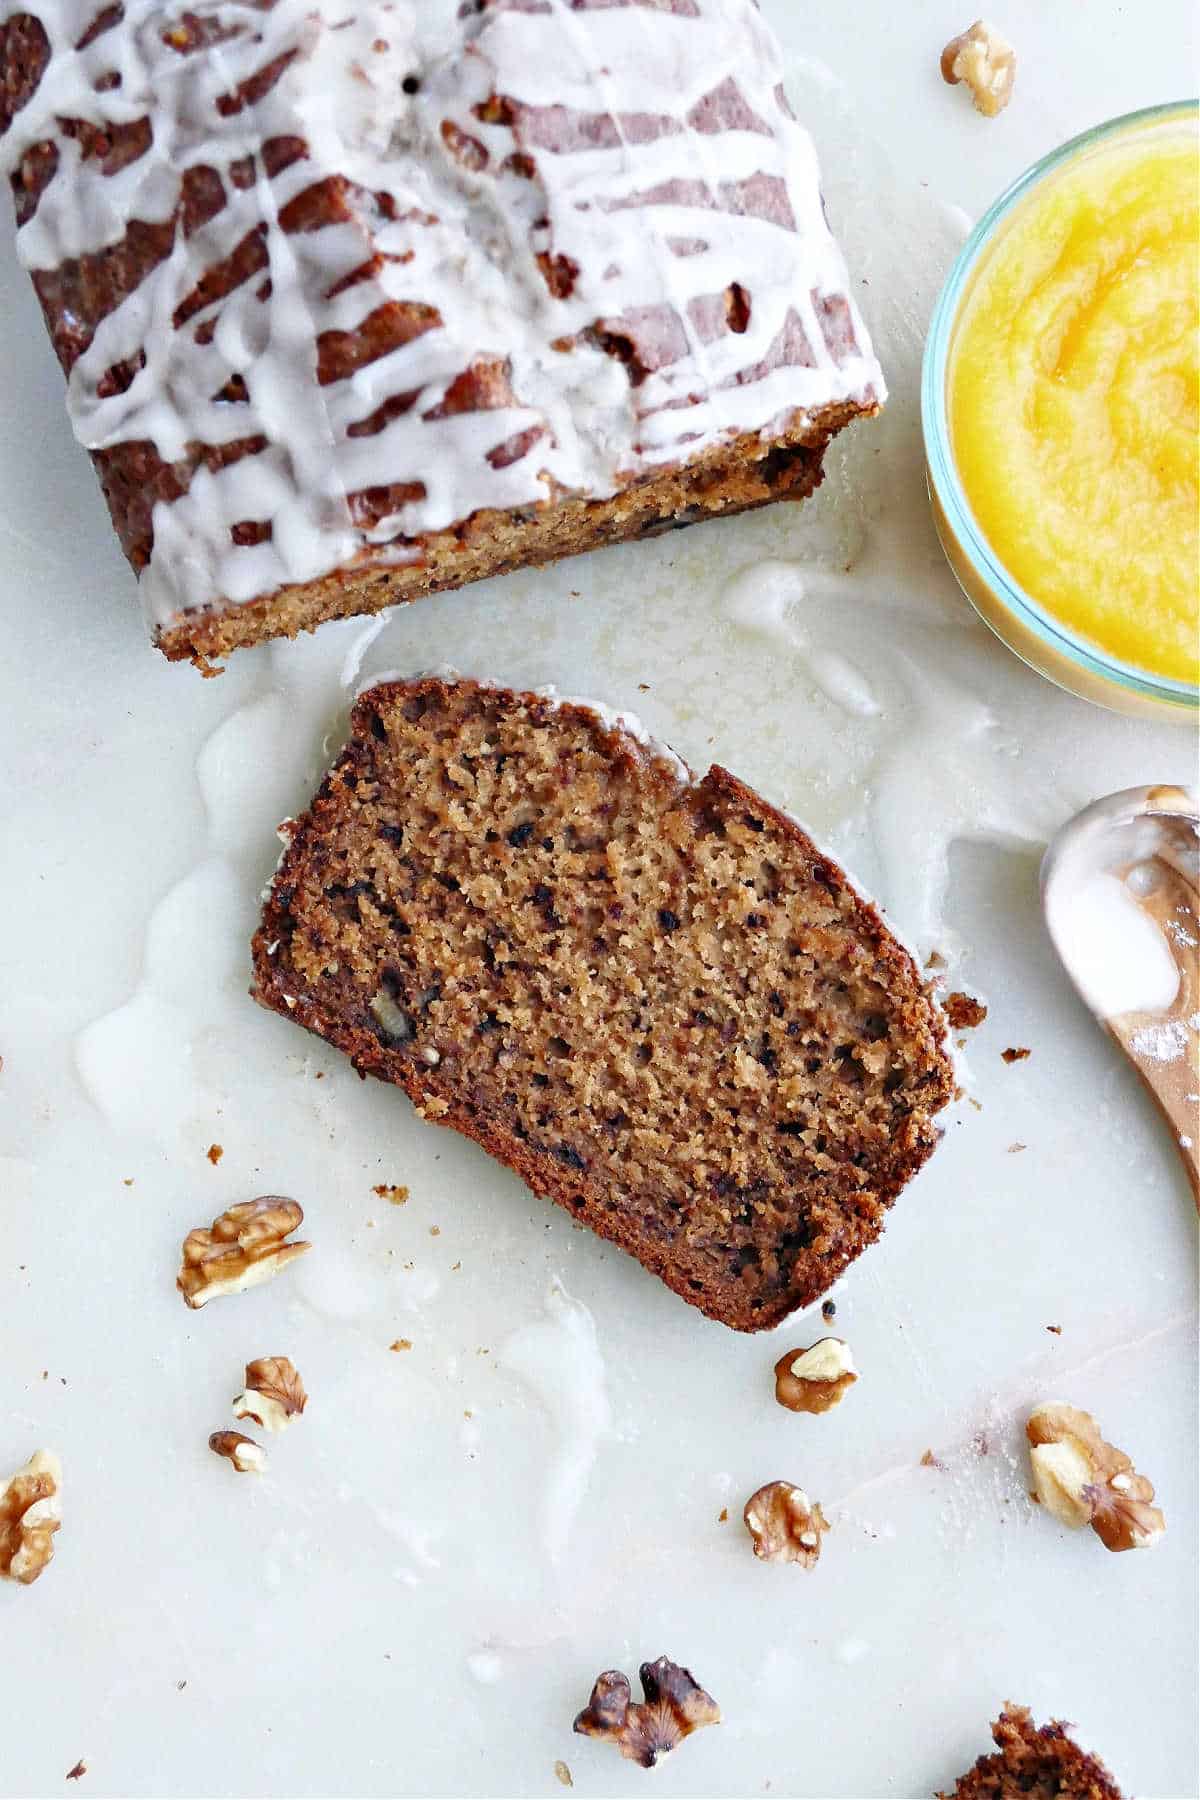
[
  {"left": 251, "top": 677, "right": 952, "bottom": 1329},
  {"left": 938, "top": 1703, "right": 1127, "bottom": 1800}
]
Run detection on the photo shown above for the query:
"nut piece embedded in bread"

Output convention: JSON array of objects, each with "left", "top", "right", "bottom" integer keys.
[
  {"left": 232, "top": 1357, "right": 308, "bottom": 1433},
  {"left": 573, "top": 1657, "right": 720, "bottom": 1769},
  {"left": 177, "top": 1199, "right": 311, "bottom": 1309},
  {"left": 941, "top": 20, "right": 1017, "bottom": 117},
  {"left": 0, "top": 1450, "right": 61, "bottom": 1585},
  {"left": 251, "top": 677, "right": 954, "bottom": 1332},
  {"left": 773, "top": 1337, "right": 858, "bottom": 1414},
  {"left": 743, "top": 1480, "right": 829, "bottom": 1567},
  {"left": 1026, "top": 1403, "right": 1165, "bottom": 1551},
  {"left": 208, "top": 1431, "right": 268, "bottom": 1475}
]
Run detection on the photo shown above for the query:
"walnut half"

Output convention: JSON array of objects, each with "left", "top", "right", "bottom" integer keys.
[
  {"left": 574, "top": 1657, "right": 720, "bottom": 1768},
  {"left": 233, "top": 1356, "right": 307, "bottom": 1433},
  {"left": 177, "top": 1197, "right": 311, "bottom": 1309},
  {"left": 1026, "top": 1403, "right": 1165, "bottom": 1552},
  {"left": 0, "top": 1449, "right": 62, "bottom": 1584},
  {"left": 774, "top": 1337, "right": 858, "bottom": 1414},
  {"left": 744, "top": 1480, "right": 829, "bottom": 1567},
  {"left": 941, "top": 20, "right": 1017, "bottom": 117}
]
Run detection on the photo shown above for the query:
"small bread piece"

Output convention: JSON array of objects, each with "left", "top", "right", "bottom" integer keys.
[
  {"left": 938, "top": 1703, "right": 1125, "bottom": 1800},
  {"left": 251, "top": 677, "right": 952, "bottom": 1330}
]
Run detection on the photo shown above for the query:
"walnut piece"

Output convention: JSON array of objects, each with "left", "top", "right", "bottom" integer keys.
[
  {"left": 774, "top": 1337, "right": 858, "bottom": 1414},
  {"left": 177, "top": 1197, "right": 311, "bottom": 1309},
  {"left": 940, "top": 20, "right": 1016, "bottom": 117},
  {"left": 573, "top": 1657, "right": 720, "bottom": 1768},
  {"left": 233, "top": 1356, "right": 308, "bottom": 1433},
  {"left": 743, "top": 1480, "right": 829, "bottom": 1567},
  {"left": 209, "top": 1431, "right": 267, "bottom": 1474},
  {"left": 0, "top": 1449, "right": 61, "bottom": 1584},
  {"left": 1026, "top": 1403, "right": 1165, "bottom": 1551}
]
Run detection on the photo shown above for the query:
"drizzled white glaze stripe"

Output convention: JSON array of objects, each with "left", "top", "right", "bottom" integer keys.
[{"left": 1, "top": 0, "right": 883, "bottom": 632}]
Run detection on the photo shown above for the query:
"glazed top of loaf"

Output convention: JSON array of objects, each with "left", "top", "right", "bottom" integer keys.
[{"left": 0, "top": 0, "right": 884, "bottom": 629}]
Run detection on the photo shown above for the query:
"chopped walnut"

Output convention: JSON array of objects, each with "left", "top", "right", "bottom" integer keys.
[
  {"left": 574, "top": 1657, "right": 720, "bottom": 1768},
  {"left": 177, "top": 1197, "right": 311, "bottom": 1308},
  {"left": 369, "top": 990, "right": 412, "bottom": 1041},
  {"left": 0, "top": 1449, "right": 61, "bottom": 1584},
  {"left": 743, "top": 1480, "right": 829, "bottom": 1567},
  {"left": 208, "top": 1431, "right": 267, "bottom": 1475},
  {"left": 1026, "top": 1403, "right": 1165, "bottom": 1551},
  {"left": 774, "top": 1337, "right": 858, "bottom": 1414},
  {"left": 940, "top": 20, "right": 1017, "bottom": 117},
  {"left": 233, "top": 1356, "right": 307, "bottom": 1433}
]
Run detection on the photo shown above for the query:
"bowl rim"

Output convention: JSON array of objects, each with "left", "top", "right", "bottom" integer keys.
[{"left": 921, "top": 98, "right": 1200, "bottom": 710}]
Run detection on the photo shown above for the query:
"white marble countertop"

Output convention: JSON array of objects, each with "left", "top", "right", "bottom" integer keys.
[{"left": 1, "top": 4, "right": 1196, "bottom": 1796}]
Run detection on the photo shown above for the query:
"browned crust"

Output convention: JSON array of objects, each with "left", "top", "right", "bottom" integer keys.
[
  {"left": 249, "top": 675, "right": 952, "bottom": 1331},
  {"left": 152, "top": 401, "right": 869, "bottom": 668},
  {"left": 938, "top": 1704, "right": 1126, "bottom": 1800}
]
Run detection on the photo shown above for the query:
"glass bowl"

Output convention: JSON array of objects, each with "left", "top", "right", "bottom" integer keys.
[{"left": 922, "top": 101, "right": 1199, "bottom": 723}]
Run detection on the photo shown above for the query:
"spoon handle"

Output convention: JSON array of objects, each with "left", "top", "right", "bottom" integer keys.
[{"left": 1112, "top": 1021, "right": 1200, "bottom": 1208}]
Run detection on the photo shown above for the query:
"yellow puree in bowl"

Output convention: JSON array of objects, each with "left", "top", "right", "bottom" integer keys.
[{"left": 950, "top": 123, "right": 1199, "bottom": 685}]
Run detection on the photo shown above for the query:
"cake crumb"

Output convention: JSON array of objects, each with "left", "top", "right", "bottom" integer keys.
[
  {"left": 1046, "top": 1324, "right": 1062, "bottom": 1335},
  {"left": 390, "top": 1338, "right": 412, "bottom": 1352},
  {"left": 206, "top": 1143, "right": 223, "bottom": 1165},
  {"left": 122, "top": 1178, "right": 134, "bottom": 1187},
  {"left": 920, "top": 1449, "right": 944, "bottom": 1469},
  {"left": 373, "top": 1183, "right": 409, "bottom": 1205},
  {"left": 65, "top": 1761, "right": 86, "bottom": 1783},
  {"left": 429, "top": 1225, "right": 441, "bottom": 1237},
  {"left": 945, "top": 991, "right": 987, "bottom": 1029},
  {"left": 1007, "top": 1142, "right": 1026, "bottom": 1153},
  {"left": 717, "top": 1507, "right": 728, "bottom": 1522},
  {"left": 554, "top": 1762, "right": 573, "bottom": 1789},
  {"left": 1002, "top": 1046, "right": 1031, "bottom": 1063}
]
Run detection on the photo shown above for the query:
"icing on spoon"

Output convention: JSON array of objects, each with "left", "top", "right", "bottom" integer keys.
[{"left": 1042, "top": 785, "right": 1199, "bottom": 1206}]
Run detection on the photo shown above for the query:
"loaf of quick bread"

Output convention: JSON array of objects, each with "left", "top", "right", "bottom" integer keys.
[{"left": 0, "top": 0, "right": 883, "bottom": 665}]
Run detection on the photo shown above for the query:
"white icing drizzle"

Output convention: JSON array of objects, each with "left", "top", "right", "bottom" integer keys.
[{"left": 1, "top": 0, "right": 882, "bottom": 632}]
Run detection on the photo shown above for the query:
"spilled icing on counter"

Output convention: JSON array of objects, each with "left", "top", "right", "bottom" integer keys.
[
  {"left": 497, "top": 1278, "right": 610, "bottom": 1567},
  {"left": 725, "top": 559, "right": 881, "bottom": 717}
]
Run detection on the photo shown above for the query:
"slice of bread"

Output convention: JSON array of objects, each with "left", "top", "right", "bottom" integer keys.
[
  {"left": 938, "top": 1704, "right": 1126, "bottom": 1800},
  {"left": 251, "top": 676, "right": 953, "bottom": 1329}
]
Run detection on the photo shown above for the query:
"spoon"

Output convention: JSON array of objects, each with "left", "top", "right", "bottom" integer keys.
[{"left": 1042, "top": 784, "right": 1199, "bottom": 1206}]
